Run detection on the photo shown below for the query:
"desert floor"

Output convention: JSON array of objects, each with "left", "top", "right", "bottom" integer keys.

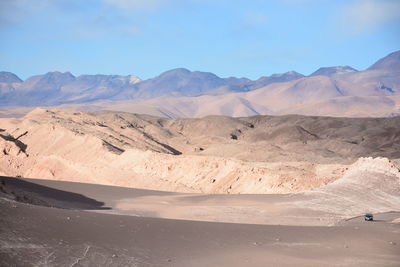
[{"left": 1, "top": 176, "right": 399, "bottom": 267}]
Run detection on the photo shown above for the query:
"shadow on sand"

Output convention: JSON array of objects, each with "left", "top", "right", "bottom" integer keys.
[{"left": 0, "top": 176, "right": 111, "bottom": 210}]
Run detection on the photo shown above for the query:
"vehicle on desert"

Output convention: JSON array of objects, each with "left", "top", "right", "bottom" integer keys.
[{"left": 364, "top": 213, "right": 374, "bottom": 221}]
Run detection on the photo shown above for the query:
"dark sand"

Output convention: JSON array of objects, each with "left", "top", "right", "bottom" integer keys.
[
  {"left": 1, "top": 177, "right": 399, "bottom": 266},
  {"left": 1, "top": 177, "right": 338, "bottom": 226}
]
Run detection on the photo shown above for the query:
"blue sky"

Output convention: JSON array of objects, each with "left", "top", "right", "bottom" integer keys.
[{"left": 0, "top": 0, "right": 399, "bottom": 80}]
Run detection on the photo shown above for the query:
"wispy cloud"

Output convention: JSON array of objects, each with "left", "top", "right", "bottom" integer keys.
[
  {"left": 0, "top": 0, "right": 162, "bottom": 25},
  {"left": 0, "top": 0, "right": 97, "bottom": 26},
  {"left": 103, "top": 0, "right": 166, "bottom": 9},
  {"left": 0, "top": 0, "right": 49, "bottom": 25},
  {"left": 339, "top": 0, "right": 400, "bottom": 35},
  {"left": 244, "top": 12, "right": 269, "bottom": 27},
  {"left": 234, "top": 11, "right": 269, "bottom": 35},
  {"left": 0, "top": 0, "right": 148, "bottom": 39}
]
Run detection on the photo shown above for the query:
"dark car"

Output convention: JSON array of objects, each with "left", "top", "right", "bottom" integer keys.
[{"left": 364, "top": 213, "right": 374, "bottom": 221}]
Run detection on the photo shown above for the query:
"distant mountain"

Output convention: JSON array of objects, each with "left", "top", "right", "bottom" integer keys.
[
  {"left": 0, "top": 72, "right": 23, "bottom": 97},
  {"left": 0, "top": 71, "right": 22, "bottom": 83},
  {"left": 20, "top": 71, "right": 76, "bottom": 92},
  {"left": 0, "top": 72, "right": 142, "bottom": 106},
  {"left": 0, "top": 50, "right": 399, "bottom": 118},
  {"left": 204, "top": 71, "right": 305, "bottom": 95},
  {"left": 61, "top": 74, "right": 141, "bottom": 102},
  {"left": 121, "top": 68, "right": 262, "bottom": 99},
  {"left": 119, "top": 68, "right": 228, "bottom": 99},
  {"left": 368, "top": 50, "right": 400, "bottom": 71},
  {"left": 251, "top": 71, "right": 305, "bottom": 89},
  {"left": 310, "top": 66, "right": 358, "bottom": 77}
]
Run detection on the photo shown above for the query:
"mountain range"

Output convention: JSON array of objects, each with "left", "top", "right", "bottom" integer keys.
[{"left": 1, "top": 50, "right": 399, "bottom": 117}]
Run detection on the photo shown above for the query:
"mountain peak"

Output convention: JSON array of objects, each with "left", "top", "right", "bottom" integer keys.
[
  {"left": 0, "top": 71, "right": 22, "bottom": 83},
  {"left": 159, "top": 68, "right": 192, "bottom": 77},
  {"left": 127, "top": 75, "right": 141, "bottom": 84},
  {"left": 270, "top": 71, "right": 304, "bottom": 79},
  {"left": 133, "top": 68, "right": 226, "bottom": 98},
  {"left": 44, "top": 71, "right": 75, "bottom": 79},
  {"left": 310, "top": 66, "right": 357, "bottom": 77},
  {"left": 21, "top": 71, "right": 76, "bottom": 93},
  {"left": 255, "top": 71, "right": 304, "bottom": 86},
  {"left": 368, "top": 50, "right": 400, "bottom": 71}
]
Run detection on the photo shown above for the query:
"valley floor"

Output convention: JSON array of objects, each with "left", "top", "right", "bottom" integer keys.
[{"left": 0, "top": 177, "right": 399, "bottom": 267}]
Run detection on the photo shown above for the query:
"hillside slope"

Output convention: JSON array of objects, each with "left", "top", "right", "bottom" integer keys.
[{"left": 1, "top": 109, "right": 399, "bottom": 193}]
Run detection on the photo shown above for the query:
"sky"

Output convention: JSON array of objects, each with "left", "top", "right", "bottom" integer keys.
[{"left": 0, "top": 0, "right": 399, "bottom": 80}]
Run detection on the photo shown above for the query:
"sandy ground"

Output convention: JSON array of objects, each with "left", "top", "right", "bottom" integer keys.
[
  {"left": 3, "top": 156, "right": 399, "bottom": 226},
  {"left": 1, "top": 177, "right": 399, "bottom": 266}
]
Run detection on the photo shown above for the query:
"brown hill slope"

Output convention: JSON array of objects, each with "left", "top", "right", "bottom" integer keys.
[{"left": 0, "top": 108, "right": 399, "bottom": 193}]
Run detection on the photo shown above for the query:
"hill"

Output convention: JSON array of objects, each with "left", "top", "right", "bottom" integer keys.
[{"left": 1, "top": 108, "right": 399, "bottom": 194}]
